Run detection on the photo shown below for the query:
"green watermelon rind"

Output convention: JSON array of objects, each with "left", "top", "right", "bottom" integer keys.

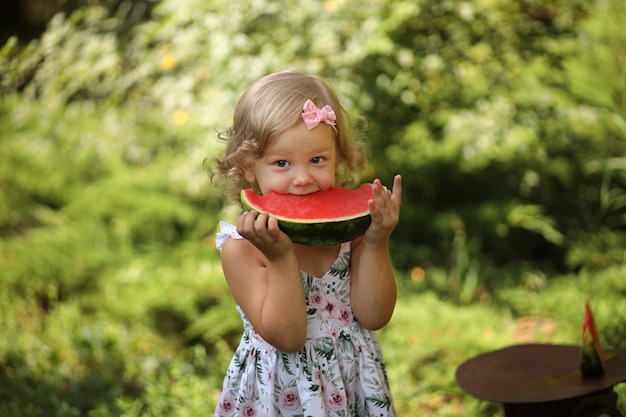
[
  {"left": 276, "top": 216, "right": 371, "bottom": 246},
  {"left": 241, "top": 186, "right": 373, "bottom": 246}
]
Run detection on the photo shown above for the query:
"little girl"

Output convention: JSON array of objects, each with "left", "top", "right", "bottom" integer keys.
[{"left": 211, "top": 69, "right": 402, "bottom": 417}]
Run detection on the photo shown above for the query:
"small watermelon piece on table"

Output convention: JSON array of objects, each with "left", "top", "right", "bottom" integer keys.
[
  {"left": 579, "top": 300, "right": 605, "bottom": 376},
  {"left": 241, "top": 184, "right": 374, "bottom": 246}
]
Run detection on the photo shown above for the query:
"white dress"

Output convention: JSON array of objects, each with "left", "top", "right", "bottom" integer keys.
[{"left": 214, "top": 221, "right": 395, "bottom": 417}]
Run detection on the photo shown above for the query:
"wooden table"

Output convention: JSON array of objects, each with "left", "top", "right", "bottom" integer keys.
[{"left": 456, "top": 344, "right": 626, "bottom": 417}]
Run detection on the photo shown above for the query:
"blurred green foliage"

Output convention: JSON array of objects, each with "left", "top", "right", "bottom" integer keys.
[
  {"left": 356, "top": 0, "right": 626, "bottom": 280},
  {"left": 1, "top": 0, "right": 625, "bottom": 415}
]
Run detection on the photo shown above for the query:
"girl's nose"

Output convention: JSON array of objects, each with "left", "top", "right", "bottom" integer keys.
[{"left": 292, "top": 168, "right": 313, "bottom": 186}]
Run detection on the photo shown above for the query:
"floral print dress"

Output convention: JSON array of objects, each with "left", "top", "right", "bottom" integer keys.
[{"left": 215, "top": 222, "right": 396, "bottom": 417}]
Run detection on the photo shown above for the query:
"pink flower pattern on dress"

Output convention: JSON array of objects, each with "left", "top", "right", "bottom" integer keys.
[
  {"left": 337, "top": 305, "right": 352, "bottom": 327},
  {"left": 325, "top": 388, "right": 347, "bottom": 412},
  {"left": 217, "top": 395, "right": 235, "bottom": 416},
  {"left": 239, "top": 401, "right": 258, "bottom": 417},
  {"left": 279, "top": 388, "right": 301, "bottom": 411},
  {"left": 214, "top": 234, "right": 395, "bottom": 417},
  {"left": 321, "top": 295, "right": 340, "bottom": 321},
  {"left": 308, "top": 291, "right": 324, "bottom": 308}
]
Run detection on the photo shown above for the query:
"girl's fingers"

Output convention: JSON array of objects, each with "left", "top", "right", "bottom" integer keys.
[
  {"left": 372, "top": 176, "right": 401, "bottom": 214},
  {"left": 253, "top": 212, "right": 269, "bottom": 233},
  {"left": 368, "top": 199, "right": 380, "bottom": 221},
  {"left": 237, "top": 211, "right": 283, "bottom": 244},
  {"left": 238, "top": 211, "right": 265, "bottom": 238},
  {"left": 390, "top": 174, "right": 402, "bottom": 208},
  {"left": 380, "top": 175, "right": 402, "bottom": 213},
  {"left": 237, "top": 211, "right": 256, "bottom": 232},
  {"left": 368, "top": 176, "right": 402, "bottom": 234},
  {"left": 266, "top": 215, "right": 281, "bottom": 236}
]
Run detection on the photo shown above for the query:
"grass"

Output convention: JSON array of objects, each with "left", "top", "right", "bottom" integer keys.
[{"left": 381, "top": 266, "right": 626, "bottom": 416}]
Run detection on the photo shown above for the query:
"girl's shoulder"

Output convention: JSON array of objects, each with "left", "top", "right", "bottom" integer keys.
[{"left": 219, "top": 229, "right": 265, "bottom": 272}]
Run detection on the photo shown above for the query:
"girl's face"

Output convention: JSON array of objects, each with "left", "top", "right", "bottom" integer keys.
[{"left": 244, "top": 121, "right": 337, "bottom": 195}]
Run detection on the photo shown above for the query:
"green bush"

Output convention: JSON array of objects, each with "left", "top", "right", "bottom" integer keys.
[{"left": 352, "top": 0, "right": 626, "bottom": 285}]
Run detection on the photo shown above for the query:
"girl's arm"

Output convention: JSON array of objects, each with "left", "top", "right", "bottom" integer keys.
[
  {"left": 221, "top": 212, "right": 308, "bottom": 352},
  {"left": 350, "top": 175, "right": 402, "bottom": 330}
]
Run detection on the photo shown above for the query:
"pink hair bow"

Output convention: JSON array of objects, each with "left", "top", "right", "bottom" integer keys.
[{"left": 302, "top": 99, "right": 337, "bottom": 131}]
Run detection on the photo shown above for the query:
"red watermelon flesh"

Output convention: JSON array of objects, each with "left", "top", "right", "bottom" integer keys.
[{"left": 241, "top": 184, "right": 374, "bottom": 246}]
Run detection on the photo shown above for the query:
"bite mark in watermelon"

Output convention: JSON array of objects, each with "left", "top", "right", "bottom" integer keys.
[
  {"left": 580, "top": 300, "right": 605, "bottom": 376},
  {"left": 241, "top": 184, "right": 374, "bottom": 246}
]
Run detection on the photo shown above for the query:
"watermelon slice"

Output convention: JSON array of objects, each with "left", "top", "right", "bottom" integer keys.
[
  {"left": 241, "top": 184, "right": 374, "bottom": 246},
  {"left": 579, "top": 300, "right": 605, "bottom": 376}
]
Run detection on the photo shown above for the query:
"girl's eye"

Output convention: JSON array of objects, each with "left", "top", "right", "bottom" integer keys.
[
  {"left": 311, "top": 156, "right": 324, "bottom": 164},
  {"left": 274, "top": 160, "right": 289, "bottom": 168}
]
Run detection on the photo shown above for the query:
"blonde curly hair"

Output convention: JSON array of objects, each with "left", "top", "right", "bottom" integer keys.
[{"left": 209, "top": 69, "right": 366, "bottom": 205}]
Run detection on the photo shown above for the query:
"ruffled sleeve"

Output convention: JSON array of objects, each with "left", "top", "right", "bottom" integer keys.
[{"left": 215, "top": 221, "right": 243, "bottom": 252}]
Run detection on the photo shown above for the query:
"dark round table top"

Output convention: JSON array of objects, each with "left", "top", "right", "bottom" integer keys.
[{"left": 455, "top": 344, "right": 626, "bottom": 403}]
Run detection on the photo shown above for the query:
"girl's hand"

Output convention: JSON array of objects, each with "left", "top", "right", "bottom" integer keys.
[
  {"left": 364, "top": 174, "right": 402, "bottom": 247},
  {"left": 237, "top": 211, "right": 293, "bottom": 260}
]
